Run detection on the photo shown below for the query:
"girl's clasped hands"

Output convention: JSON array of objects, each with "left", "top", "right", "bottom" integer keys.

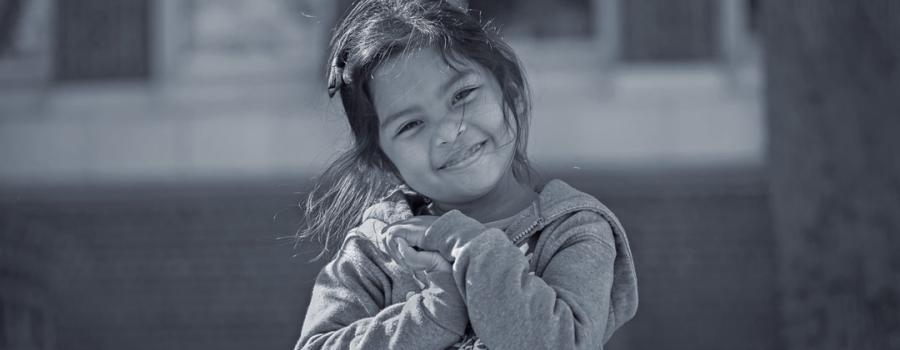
[{"left": 381, "top": 216, "right": 452, "bottom": 279}]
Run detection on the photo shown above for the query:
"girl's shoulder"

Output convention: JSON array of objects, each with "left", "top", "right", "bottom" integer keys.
[
  {"left": 321, "top": 233, "right": 389, "bottom": 281},
  {"left": 327, "top": 184, "right": 418, "bottom": 265},
  {"left": 535, "top": 180, "right": 622, "bottom": 239},
  {"left": 541, "top": 210, "right": 616, "bottom": 249},
  {"left": 536, "top": 179, "right": 613, "bottom": 219},
  {"left": 333, "top": 232, "right": 387, "bottom": 264}
]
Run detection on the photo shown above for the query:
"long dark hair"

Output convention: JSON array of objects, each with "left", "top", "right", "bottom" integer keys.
[{"left": 298, "top": 0, "right": 534, "bottom": 259}]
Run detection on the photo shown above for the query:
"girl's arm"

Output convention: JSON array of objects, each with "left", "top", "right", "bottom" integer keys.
[
  {"left": 295, "top": 236, "right": 467, "bottom": 350},
  {"left": 421, "top": 210, "right": 617, "bottom": 350}
]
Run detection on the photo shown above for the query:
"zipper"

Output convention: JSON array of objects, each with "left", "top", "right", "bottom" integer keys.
[
  {"left": 511, "top": 217, "right": 543, "bottom": 245},
  {"left": 511, "top": 205, "right": 601, "bottom": 245}
]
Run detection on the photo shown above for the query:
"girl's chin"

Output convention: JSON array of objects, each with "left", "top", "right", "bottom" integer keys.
[{"left": 427, "top": 174, "right": 503, "bottom": 203}]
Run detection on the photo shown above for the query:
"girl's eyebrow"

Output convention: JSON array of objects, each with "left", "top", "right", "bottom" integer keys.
[
  {"left": 380, "top": 105, "right": 423, "bottom": 129},
  {"left": 438, "top": 69, "right": 476, "bottom": 98}
]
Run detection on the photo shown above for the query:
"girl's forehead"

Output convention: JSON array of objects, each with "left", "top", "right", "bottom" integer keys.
[
  {"left": 370, "top": 48, "right": 486, "bottom": 111},
  {"left": 373, "top": 48, "right": 480, "bottom": 83}
]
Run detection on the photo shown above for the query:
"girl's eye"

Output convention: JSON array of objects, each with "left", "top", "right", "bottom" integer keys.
[
  {"left": 396, "top": 120, "right": 423, "bottom": 135},
  {"left": 451, "top": 87, "right": 478, "bottom": 106}
]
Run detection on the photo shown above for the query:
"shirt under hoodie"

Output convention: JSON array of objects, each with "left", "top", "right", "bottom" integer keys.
[{"left": 295, "top": 179, "right": 638, "bottom": 350}]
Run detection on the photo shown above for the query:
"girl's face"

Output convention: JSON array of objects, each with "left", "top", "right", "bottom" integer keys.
[{"left": 371, "top": 48, "right": 517, "bottom": 205}]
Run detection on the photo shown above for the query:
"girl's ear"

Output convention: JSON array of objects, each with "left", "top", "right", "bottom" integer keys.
[{"left": 509, "top": 86, "right": 527, "bottom": 117}]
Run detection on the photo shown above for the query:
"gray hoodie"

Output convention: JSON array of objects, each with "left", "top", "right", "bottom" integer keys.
[{"left": 295, "top": 179, "right": 638, "bottom": 350}]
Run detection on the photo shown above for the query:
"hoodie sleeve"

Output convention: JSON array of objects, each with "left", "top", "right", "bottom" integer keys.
[
  {"left": 295, "top": 237, "right": 468, "bottom": 350},
  {"left": 421, "top": 209, "right": 617, "bottom": 350}
]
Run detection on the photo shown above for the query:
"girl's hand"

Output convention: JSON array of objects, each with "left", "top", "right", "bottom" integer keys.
[
  {"left": 382, "top": 215, "right": 436, "bottom": 251},
  {"left": 382, "top": 216, "right": 451, "bottom": 275},
  {"left": 395, "top": 238, "right": 451, "bottom": 273}
]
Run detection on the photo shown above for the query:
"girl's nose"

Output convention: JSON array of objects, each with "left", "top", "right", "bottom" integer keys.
[{"left": 435, "top": 118, "right": 467, "bottom": 146}]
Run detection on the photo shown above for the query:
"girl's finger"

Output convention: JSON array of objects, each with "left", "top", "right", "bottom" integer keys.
[
  {"left": 389, "top": 216, "right": 438, "bottom": 227},
  {"left": 383, "top": 226, "right": 411, "bottom": 258},
  {"left": 385, "top": 235, "right": 400, "bottom": 261},
  {"left": 413, "top": 270, "right": 427, "bottom": 288},
  {"left": 391, "top": 238, "right": 410, "bottom": 269},
  {"left": 396, "top": 238, "right": 417, "bottom": 264},
  {"left": 383, "top": 223, "right": 426, "bottom": 247},
  {"left": 397, "top": 240, "right": 450, "bottom": 272}
]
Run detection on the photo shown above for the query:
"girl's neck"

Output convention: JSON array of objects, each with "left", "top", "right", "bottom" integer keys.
[{"left": 431, "top": 171, "right": 538, "bottom": 223}]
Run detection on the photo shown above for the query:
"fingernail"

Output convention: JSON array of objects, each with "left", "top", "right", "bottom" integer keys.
[{"left": 396, "top": 239, "right": 409, "bottom": 257}]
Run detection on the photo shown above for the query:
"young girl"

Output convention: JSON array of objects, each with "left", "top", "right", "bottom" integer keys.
[{"left": 295, "top": 1, "right": 637, "bottom": 349}]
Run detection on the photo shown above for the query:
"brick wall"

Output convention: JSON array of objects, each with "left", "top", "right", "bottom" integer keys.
[
  {"left": 2, "top": 183, "right": 322, "bottom": 350},
  {"left": 562, "top": 168, "right": 778, "bottom": 350},
  {"left": 1, "top": 166, "right": 776, "bottom": 350}
]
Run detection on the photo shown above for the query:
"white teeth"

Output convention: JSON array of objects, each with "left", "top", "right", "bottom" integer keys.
[{"left": 442, "top": 142, "right": 484, "bottom": 169}]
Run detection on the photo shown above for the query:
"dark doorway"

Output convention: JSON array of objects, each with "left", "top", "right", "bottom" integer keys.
[
  {"left": 622, "top": 0, "right": 720, "bottom": 62},
  {"left": 55, "top": 0, "right": 151, "bottom": 81}
]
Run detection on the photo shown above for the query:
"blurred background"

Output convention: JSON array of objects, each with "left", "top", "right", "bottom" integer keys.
[{"left": 0, "top": 0, "right": 897, "bottom": 349}]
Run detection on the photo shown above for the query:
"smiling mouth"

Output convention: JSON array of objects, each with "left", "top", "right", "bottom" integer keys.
[{"left": 438, "top": 140, "right": 486, "bottom": 170}]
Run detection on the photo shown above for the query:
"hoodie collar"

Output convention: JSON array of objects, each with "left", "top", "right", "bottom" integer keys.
[
  {"left": 504, "top": 179, "right": 621, "bottom": 242},
  {"left": 397, "top": 179, "right": 624, "bottom": 244}
]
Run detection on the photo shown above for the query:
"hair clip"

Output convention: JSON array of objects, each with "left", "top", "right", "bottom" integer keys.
[
  {"left": 327, "top": 49, "right": 354, "bottom": 97},
  {"left": 326, "top": 55, "right": 345, "bottom": 98},
  {"left": 446, "top": 0, "right": 469, "bottom": 10}
]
